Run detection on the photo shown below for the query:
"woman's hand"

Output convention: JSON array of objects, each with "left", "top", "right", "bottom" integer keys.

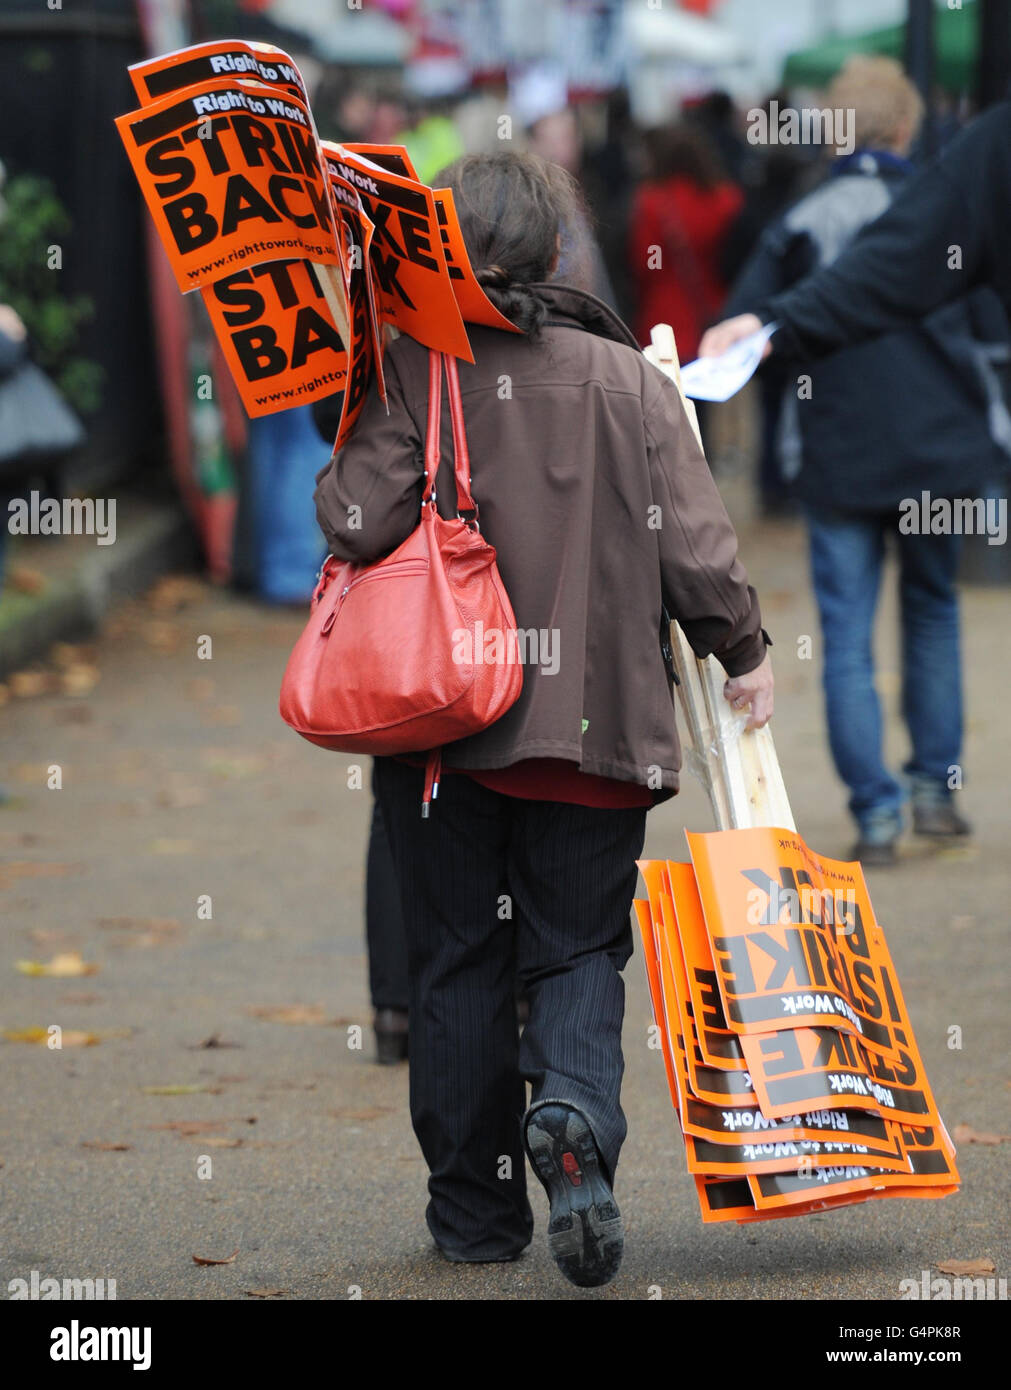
[
  {"left": 724, "top": 651, "right": 774, "bottom": 730},
  {"left": 698, "top": 313, "right": 767, "bottom": 359}
]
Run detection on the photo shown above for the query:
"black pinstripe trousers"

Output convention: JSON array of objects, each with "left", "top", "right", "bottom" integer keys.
[{"left": 374, "top": 755, "right": 647, "bottom": 1261}]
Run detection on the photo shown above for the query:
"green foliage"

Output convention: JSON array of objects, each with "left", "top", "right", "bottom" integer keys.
[{"left": 0, "top": 174, "right": 103, "bottom": 413}]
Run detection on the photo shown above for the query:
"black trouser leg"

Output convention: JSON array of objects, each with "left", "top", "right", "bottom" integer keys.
[
  {"left": 374, "top": 757, "right": 533, "bottom": 1259},
  {"left": 509, "top": 798, "right": 646, "bottom": 1184},
  {"left": 366, "top": 769, "right": 409, "bottom": 1012},
  {"left": 374, "top": 756, "right": 647, "bottom": 1253}
]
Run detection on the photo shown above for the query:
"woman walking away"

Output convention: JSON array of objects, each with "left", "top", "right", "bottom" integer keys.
[{"left": 313, "top": 153, "right": 773, "bottom": 1288}]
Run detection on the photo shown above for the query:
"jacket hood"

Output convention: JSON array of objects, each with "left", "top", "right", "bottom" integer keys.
[{"left": 528, "top": 281, "right": 642, "bottom": 352}]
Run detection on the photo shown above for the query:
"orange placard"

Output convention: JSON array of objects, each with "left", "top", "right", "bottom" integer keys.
[
  {"left": 129, "top": 40, "right": 307, "bottom": 106},
  {"left": 201, "top": 258, "right": 348, "bottom": 419},
  {"left": 666, "top": 859, "right": 746, "bottom": 1070},
  {"left": 432, "top": 188, "right": 523, "bottom": 334},
  {"left": 684, "top": 1131, "right": 909, "bottom": 1177},
  {"left": 329, "top": 171, "right": 385, "bottom": 407},
  {"left": 740, "top": 1023, "right": 939, "bottom": 1125},
  {"left": 634, "top": 898, "right": 681, "bottom": 1113},
  {"left": 688, "top": 828, "right": 909, "bottom": 1057},
  {"left": 678, "top": 1090, "right": 904, "bottom": 1155},
  {"left": 332, "top": 214, "right": 379, "bottom": 452},
  {"left": 656, "top": 885, "right": 758, "bottom": 1109},
  {"left": 748, "top": 1118, "right": 957, "bottom": 1211},
  {"left": 116, "top": 78, "right": 340, "bottom": 296},
  {"left": 639, "top": 860, "right": 757, "bottom": 1106},
  {"left": 344, "top": 143, "right": 420, "bottom": 182},
  {"left": 322, "top": 144, "right": 473, "bottom": 362},
  {"left": 636, "top": 842, "right": 958, "bottom": 1223}
]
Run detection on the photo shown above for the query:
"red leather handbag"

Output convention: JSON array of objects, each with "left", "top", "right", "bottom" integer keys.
[{"left": 279, "top": 349, "right": 522, "bottom": 812}]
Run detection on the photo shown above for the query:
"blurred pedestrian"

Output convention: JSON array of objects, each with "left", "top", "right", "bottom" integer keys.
[
  {"left": 313, "top": 151, "right": 772, "bottom": 1285},
  {"left": 311, "top": 401, "right": 410, "bottom": 1067},
  {"left": 698, "top": 99, "right": 1011, "bottom": 356},
  {"left": 718, "top": 57, "right": 1002, "bottom": 861},
  {"left": 0, "top": 302, "right": 28, "bottom": 582},
  {"left": 527, "top": 108, "right": 617, "bottom": 307},
  {"left": 628, "top": 122, "right": 742, "bottom": 356}
]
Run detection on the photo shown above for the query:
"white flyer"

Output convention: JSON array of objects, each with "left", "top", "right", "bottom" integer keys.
[{"left": 680, "top": 323, "right": 778, "bottom": 402}]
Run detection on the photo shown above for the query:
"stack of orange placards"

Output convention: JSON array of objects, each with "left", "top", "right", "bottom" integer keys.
[{"left": 636, "top": 826, "right": 959, "bottom": 1223}]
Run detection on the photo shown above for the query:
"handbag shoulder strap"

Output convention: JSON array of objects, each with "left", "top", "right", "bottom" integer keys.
[{"left": 423, "top": 349, "right": 477, "bottom": 519}]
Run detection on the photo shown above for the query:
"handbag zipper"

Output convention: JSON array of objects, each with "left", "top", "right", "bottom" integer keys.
[{"left": 321, "top": 558, "right": 429, "bottom": 633}]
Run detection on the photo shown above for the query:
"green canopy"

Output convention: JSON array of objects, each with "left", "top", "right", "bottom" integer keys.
[{"left": 782, "top": 1, "right": 982, "bottom": 92}]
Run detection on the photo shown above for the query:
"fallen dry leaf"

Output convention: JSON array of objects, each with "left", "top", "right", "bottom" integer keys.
[
  {"left": 8, "top": 669, "right": 53, "bottom": 698},
  {"left": 149, "top": 1117, "right": 256, "bottom": 1135},
  {"left": 0, "top": 861, "right": 81, "bottom": 887},
  {"left": 81, "top": 1141, "right": 131, "bottom": 1152},
  {"left": 143, "top": 621, "right": 182, "bottom": 652},
  {"left": 244, "top": 1288, "right": 285, "bottom": 1298},
  {"left": 16, "top": 952, "right": 98, "bottom": 978},
  {"left": 58, "top": 664, "right": 100, "bottom": 697},
  {"left": 149, "top": 1120, "right": 226, "bottom": 1136},
  {"left": 935, "top": 1258, "right": 996, "bottom": 1276},
  {"left": 97, "top": 916, "right": 181, "bottom": 934},
  {"left": 189, "top": 1034, "right": 241, "bottom": 1050},
  {"left": 192, "top": 1249, "right": 238, "bottom": 1267},
  {"left": 50, "top": 642, "right": 97, "bottom": 669},
  {"left": 952, "top": 1124, "right": 1008, "bottom": 1146},
  {"left": 248, "top": 1004, "right": 330, "bottom": 1025},
  {"left": 202, "top": 1137, "right": 243, "bottom": 1148},
  {"left": 147, "top": 575, "right": 206, "bottom": 613},
  {"left": 2, "top": 1027, "right": 101, "bottom": 1047},
  {"left": 329, "top": 1106, "right": 393, "bottom": 1122},
  {"left": 141, "top": 1084, "right": 221, "bottom": 1096}
]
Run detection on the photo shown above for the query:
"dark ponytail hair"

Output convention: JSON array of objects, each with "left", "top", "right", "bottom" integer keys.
[{"left": 435, "top": 152, "right": 584, "bottom": 336}]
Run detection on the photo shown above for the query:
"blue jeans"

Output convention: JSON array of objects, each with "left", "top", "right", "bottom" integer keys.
[{"left": 805, "top": 507, "right": 963, "bottom": 830}]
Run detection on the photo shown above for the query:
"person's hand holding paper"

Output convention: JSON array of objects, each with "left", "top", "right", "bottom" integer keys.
[{"left": 679, "top": 321, "right": 777, "bottom": 403}]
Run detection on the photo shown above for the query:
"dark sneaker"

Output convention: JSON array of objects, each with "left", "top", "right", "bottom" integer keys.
[
  {"left": 913, "top": 801, "right": 972, "bottom": 837},
  {"left": 523, "top": 1101, "right": 623, "bottom": 1289},
  {"left": 850, "top": 836, "right": 898, "bottom": 866},
  {"left": 912, "top": 783, "right": 973, "bottom": 834},
  {"left": 909, "top": 775, "right": 972, "bottom": 838},
  {"left": 850, "top": 808, "right": 902, "bottom": 867}
]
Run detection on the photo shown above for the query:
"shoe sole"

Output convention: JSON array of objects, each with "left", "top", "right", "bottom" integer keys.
[{"left": 523, "top": 1103, "right": 623, "bottom": 1288}]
